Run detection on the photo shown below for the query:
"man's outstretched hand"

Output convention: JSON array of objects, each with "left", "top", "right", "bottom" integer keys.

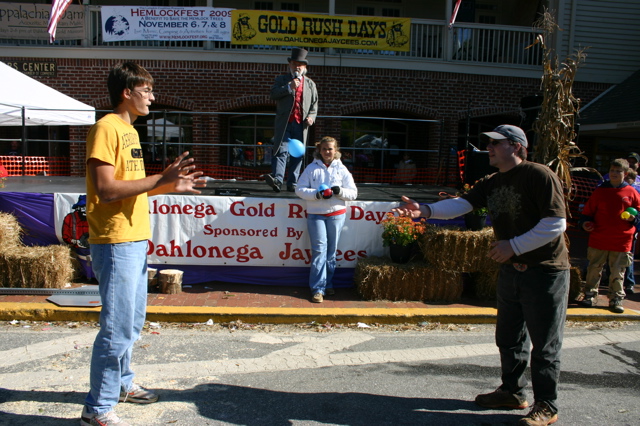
[{"left": 392, "top": 195, "right": 429, "bottom": 219}]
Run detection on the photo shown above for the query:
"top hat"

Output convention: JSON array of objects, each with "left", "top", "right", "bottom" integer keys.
[{"left": 288, "top": 48, "right": 309, "bottom": 64}]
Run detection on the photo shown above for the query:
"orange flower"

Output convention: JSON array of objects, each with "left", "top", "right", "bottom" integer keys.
[{"left": 380, "top": 212, "right": 427, "bottom": 247}]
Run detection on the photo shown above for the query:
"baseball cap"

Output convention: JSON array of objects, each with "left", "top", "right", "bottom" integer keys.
[
  {"left": 627, "top": 152, "right": 640, "bottom": 163},
  {"left": 480, "top": 125, "right": 528, "bottom": 148}
]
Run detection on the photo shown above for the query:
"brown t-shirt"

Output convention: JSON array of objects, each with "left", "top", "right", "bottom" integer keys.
[{"left": 463, "top": 161, "right": 570, "bottom": 270}]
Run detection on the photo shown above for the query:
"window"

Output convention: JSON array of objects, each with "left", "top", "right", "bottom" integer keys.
[
  {"left": 382, "top": 9, "right": 400, "bottom": 17},
  {"left": 255, "top": 2, "right": 274, "bottom": 10},
  {"left": 356, "top": 7, "right": 375, "bottom": 16},
  {"left": 341, "top": 118, "right": 408, "bottom": 169},
  {"left": 281, "top": 3, "right": 299, "bottom": 11},
  {"left": 228, "top": 114, "right": 275, "bottom": 167},
  {"left": 139, "top": 112, "right": 192, "bottom": 164}
]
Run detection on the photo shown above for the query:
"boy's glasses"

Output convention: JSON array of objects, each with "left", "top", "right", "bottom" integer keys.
[{"left": 133, "top": 89, "right": 155, "bottom": 97}]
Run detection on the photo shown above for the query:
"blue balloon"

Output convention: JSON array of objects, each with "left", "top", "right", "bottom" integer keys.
[
  {"left": 288, "top": 138, "right": 305, "bottom": 158},
  {"left": 318, "top": 184, "right": 329, "bottom": 191}
]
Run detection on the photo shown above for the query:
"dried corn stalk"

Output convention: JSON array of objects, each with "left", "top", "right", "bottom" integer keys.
[{"left": 530, "top": 9, "right": 587, "bottom": 201}]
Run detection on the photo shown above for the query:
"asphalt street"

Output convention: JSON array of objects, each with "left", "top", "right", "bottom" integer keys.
[{"left": 0, "top": 320, "right": 639, "bottom": 425}]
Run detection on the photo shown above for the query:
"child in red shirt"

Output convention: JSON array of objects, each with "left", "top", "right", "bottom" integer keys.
[{"left": 579, "top": 158, "right": 640, "bottom": 313}]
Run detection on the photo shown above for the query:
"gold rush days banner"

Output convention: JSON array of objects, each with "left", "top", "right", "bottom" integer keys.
[
  {"left": 54, "top": 193, "right": 391, "bottom": 267},
  {"left": 231, "top": 10, "right": 411, "bottom": 52}
]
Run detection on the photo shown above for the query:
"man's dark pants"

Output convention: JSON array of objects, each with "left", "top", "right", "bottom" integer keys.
[
  {"left": 495, "top": 264, "right": 569, "bottom": 414},
  {"left": 272, "top": 121, "right": 304, "bottom": 187}
]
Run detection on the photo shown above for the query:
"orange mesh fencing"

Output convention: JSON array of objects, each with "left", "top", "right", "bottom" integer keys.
[
  {"left": 0, "top": 156, "right": 460, "bottom": 186},
  {"left": 457, "top": 150, "right": 466, "bottom": 183},
  {"left": 0, "top": 156, "right": 70, "bottom": 176},
  {"left": 145, "top": 163, "right": 460, "bottom": 186}
]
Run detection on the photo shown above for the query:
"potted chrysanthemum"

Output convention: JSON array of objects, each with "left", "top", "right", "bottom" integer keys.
[{"left": 380, "top": 212, "right": 427, "bottom": 263}]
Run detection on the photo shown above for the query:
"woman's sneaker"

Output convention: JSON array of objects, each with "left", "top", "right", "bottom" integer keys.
[
  {"left": 119, "top": 383, "right": 159, "bottom": 404},
  {"left": 80, "top": 406, "right": 130, "bottom": 426},
  {"left": 475, "top": 387, "right": 529, "bottom": 409}
]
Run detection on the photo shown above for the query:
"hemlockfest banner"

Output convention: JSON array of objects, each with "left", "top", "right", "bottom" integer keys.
[
  {"left": 231, "top": 10, "right": 411, "bottom": 52},
  {"left": 0, "top": 2, "right": 85, "bottom": 40},
  {"left": 100, "top": 6, "right": 232, "bottom": 42}
]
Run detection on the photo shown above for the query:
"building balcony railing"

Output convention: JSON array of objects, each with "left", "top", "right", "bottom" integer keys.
[{"left": 0, "top": 7, "right": 542, "bottom": 69}]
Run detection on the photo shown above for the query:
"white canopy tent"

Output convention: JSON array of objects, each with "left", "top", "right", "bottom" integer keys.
[
  {"left": 0, "top": 62, "right": 95, "bottom": 126},
  {"left": 147, "top": 118, "right": 183, "bottom": 139}
]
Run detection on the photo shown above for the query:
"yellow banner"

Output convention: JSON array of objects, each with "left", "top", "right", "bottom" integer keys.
[{"left": 231, "top": 10, "right": 411, "bottom": 52}]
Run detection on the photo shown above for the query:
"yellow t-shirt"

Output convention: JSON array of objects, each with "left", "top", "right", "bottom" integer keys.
[{"left": 86, "top": 113, "right": 151, "bottom": 244}]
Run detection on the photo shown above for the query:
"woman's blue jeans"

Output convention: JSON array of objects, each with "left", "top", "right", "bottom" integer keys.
[
  {"left": 85, "top": 241, "right": 148, "bottom": 414},
  {"left": 495, "top": 264, "right": 569, "bottom": 414},
  {"left": 307, "top": 213, "right": 346, "bottom": 295}
]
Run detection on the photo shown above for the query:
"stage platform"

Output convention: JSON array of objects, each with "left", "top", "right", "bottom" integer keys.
[{"left": 0, "top": 176, "right": 457, "bottom": 203}]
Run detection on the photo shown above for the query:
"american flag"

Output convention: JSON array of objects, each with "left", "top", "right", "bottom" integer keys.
[
  {"left": 47, "top": 0, "right": 73, "bottom": 43},
  {"left": 449, "top": 0, "right": 463, "bottom": 28}
]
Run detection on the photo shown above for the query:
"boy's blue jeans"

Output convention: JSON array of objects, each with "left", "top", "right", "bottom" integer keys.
[
  {"left": 307, "top": 213, "right": 346, "bottom": 295},
  {"left": 495, "top": 264, "right": 569, "bottom": 414},
  {"left": 85, "top": 241, "right": 148, "bottom": 414}
]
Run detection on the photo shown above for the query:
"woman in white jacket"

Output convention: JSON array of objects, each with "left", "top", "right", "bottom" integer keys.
[{"left": 295, "top": 136, "right": 358, "bottom": 302}]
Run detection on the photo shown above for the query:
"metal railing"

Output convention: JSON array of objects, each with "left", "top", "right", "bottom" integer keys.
[{"left": 1, "top": 7, "right": 542, "bottom": 68}]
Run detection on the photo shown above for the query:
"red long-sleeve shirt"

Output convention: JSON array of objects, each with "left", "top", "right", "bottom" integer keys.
[{"left": 581, "top": 182, "right": 640, "bottom": 252}]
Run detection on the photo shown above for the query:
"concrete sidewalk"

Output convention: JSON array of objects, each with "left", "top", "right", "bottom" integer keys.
[{"left": 1, "top": 282, "right": 639, "bottom": 324}]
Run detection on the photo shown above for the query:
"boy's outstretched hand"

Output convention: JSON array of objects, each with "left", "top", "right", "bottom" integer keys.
[{"left": 162, "top": 151, "right": 206, "bottom": 194}]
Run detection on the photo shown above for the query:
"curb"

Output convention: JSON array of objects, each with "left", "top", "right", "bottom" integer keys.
[{"left": 1, "top": 303, "right": 639, "bottom": 324}]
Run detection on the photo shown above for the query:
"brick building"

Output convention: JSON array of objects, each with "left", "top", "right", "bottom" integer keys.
[{"left": 1, "top": 1, "right": 638, "bottom": 182}]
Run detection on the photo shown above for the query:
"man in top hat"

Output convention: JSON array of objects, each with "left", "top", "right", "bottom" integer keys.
[
  {"left": 393, "top": 124, "right": 570, "bottom": 426},
  {"left": 265, "top": 47, "right": 318, "bottom": 192}
]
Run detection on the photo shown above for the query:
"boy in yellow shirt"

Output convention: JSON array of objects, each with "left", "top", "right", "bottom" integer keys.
[{"left": 80, "top": 62, "right": 204, "bottom": 426}]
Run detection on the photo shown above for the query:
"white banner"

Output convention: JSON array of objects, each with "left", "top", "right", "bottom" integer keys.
[
  {"left": 54, "top": 194, "right": 391, "bottom": 268},
  {"left": 0, "top": 2, "right": 85, "bottom": 40},
  {"left": 101, "top": 6, "right": 232, "bottom": 42}
]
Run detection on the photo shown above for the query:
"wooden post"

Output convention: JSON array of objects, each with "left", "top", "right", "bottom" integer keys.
[{"left": 158, "top": 269, "right": 183, "bottom": 294}]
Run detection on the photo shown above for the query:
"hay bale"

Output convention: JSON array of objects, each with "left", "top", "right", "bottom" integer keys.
[
  {"left": 470, "top": 266, "right": 500, "bottom": 301},
  {"left": 470, "top": 265, "right": 582, "bottom": 302},
  {"left": 0, "top": 245, "right": 74, "bottom": 288},
  {"left": 355, "top": 256, "right": 463, "bottom": 302},
  {"left": 0, "top": 212, "right": 22, "bottom": 248},
  {"left": 419, "top": 226, "right": 498, "bottom": 273}
]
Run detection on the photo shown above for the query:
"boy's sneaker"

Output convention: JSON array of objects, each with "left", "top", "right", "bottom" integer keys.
[
  {"left": 311, "top": 292, "right": 323, "bottom": 303},
  {"left": 119, "top": 383, "right": 159, "bottom": 404},
  {"left": 80, "top": 406, "right": 131, "bottom": 426},
  {"left": 325, "top": 288, "right": 335, "bottom": 296},
  {"left": 475, "top": 387, "right": 529, "bottom": 410},
  {"left": 609, "top": 298, "right": 625, "bottom": 314},
  {"left": 579, "top": 291, "right": 598, "bottom": 307},
  {"left": 518, "top": 401, "right": 558, "bottom": 425},
  {"left": 624, "top": 287, "right": 634, "bottom": 297}
]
